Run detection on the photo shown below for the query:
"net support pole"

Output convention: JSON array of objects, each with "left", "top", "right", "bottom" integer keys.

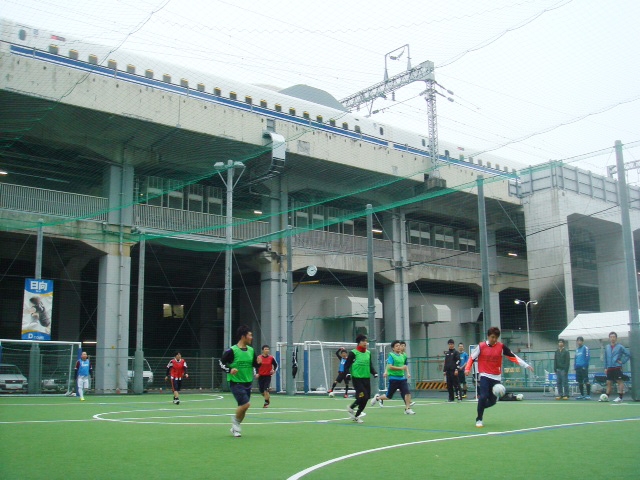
[
  {"left": 615, "top": 140, "right": 640, "bottom": 401},
  {"left": 366, "top": 204, "right": 378, "bottom": 386},
  {"left": 35, "top": 219, "right": 43, "bottom": 279},
  {"left": 477, "top": 175, "right": 491, "bottom": 335},
  {"left": 286, "top": 225, "right": 295, "bottom": 395},
  {"left": 133, "top": 231, "right": 145, "bottom": 394}
]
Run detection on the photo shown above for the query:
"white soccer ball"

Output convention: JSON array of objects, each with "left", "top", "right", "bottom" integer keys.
[
  {"left": 492, "top": 384, "right": 506, "bottom": 398},
  {"left": 516, "top": 393, "right": 524, "bottom": 401},
  {"left": 600, "top": 393, "right": 609, "bottom": 402},
  {"left": 328, "top": 391, "right": 335, "bottom": 397}
]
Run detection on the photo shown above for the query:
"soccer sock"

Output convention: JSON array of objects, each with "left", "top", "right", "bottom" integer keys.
[
  {"left": 331, "top": 382, "right": 336, "bottom": 391},
  {"left": 586, "top": 383, "right": 591, "bottom": 395}
]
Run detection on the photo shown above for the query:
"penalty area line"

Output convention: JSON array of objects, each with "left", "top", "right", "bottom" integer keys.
[{"left": 287, "top": 417, "right": 640, "bottom": 479}]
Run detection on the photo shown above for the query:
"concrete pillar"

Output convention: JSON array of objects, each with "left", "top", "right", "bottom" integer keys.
[
  {"left": 525, "top": 190, "right": 575, "bottom": 332},
  {"left": 258, "top": 253, "right": 281, "bottom": 350},
  {"left": 595, "top": 226, "right": 627, "bottom": 311},
  {"left": 104, "top": 164, "right": 134, "bottom": 227},
  {"left": 486, "top": 228, "right": 501, "bottom": 329},
  {"left": 95, "top": 252, "right": 131, "bottom": 394},
  {"left": 382, "top": 211, "right": 409, "bottom": 343}
]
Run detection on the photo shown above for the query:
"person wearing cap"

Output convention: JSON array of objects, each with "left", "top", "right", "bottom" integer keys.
[
  {"left": 574, "top": 336, "right": 591, "bottom": 400},
  {"left": 443, "top": 338, "right": 461, "bottom": 402}
]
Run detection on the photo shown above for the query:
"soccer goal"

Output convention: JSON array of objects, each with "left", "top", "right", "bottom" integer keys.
[
  {"left": 275, "top": 341, "right": 391, "bottom": 394},
  {"left": 0, "top": 339, "right": 81, "bottom": 395}
]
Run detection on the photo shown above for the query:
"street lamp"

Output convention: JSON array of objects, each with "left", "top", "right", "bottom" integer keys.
[
  {"left": 214, "top": 160, "right": 245, "bottom": 350},
  {"left": 514, "top": 299, "right": 538, "bottom": 349}
]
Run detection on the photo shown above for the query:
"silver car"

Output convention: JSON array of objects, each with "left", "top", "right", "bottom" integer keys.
[{"left": 0, "top": 364, "right": 28, "bottom": 392}]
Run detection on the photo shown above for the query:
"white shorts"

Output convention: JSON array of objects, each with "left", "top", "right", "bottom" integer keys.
[{"left": 77, "top": 375, "right": 89, "bottom": 389}]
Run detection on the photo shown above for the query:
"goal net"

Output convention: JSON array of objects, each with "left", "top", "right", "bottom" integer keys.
[
  {"left": 275, "top": 341, "right": 391, "bottom": 394},
  {"left": 0, "top": 339, "right": 81, "bottom": 395}
]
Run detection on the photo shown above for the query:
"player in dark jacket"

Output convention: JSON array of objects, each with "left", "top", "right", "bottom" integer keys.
[{"left": 443, "top": 339, "right": 461, "bottom": 402}]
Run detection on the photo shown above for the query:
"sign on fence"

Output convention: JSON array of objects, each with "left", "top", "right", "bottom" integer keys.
[{"left": 21, "top": 278, "right": 53, "bottom": 341}]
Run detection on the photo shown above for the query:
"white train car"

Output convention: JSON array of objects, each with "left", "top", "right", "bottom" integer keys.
[{"left": 0, "top": 18, "right": 521, "bottom": 178}]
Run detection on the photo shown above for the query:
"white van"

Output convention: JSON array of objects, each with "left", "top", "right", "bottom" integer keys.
[
  {"left": 0, "top": 364, "right": 28, "bottom": 392},
  {"left": 127, "top": 357, "right": 154, "bottom": 389}
]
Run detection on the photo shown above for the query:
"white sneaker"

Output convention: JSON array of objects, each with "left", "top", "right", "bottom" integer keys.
[
  {"left": 353, "top": 416, "right": 364, "bottom": 423},
  {"left": 613, "top": 397, "right": 623, "bottom": 403},
  {"left": 404, "top": 408, "right": 416, "bottom": 415},
  {"left": 231, "top": 418, "right": 242, "bottom": 434},
  {"left": 409, "top": 401, "right": 416, "bottom": 407},
  {"left": 370, "top": 394, "right": 380, "bottom": 407},
  {"left": 230, "top": 427, "right": 241, "bottom": 437},
  {"left": 347, "top": 406, "right": 356, "bottom": 419},
  {"left": 475, "top": 420, "right": 483, "bottom": 428}
]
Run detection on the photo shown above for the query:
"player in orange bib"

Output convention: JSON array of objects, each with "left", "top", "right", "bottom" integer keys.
[
  {"left": 465, "top": 327, "right": 532, "bottom": 428},
  {"left": 165, "top": 352, "right": 188, "bottom": 404}
]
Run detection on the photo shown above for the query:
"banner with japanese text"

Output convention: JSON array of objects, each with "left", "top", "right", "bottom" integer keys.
[{"left": 22, "top": 278, "right": 53, "bottom": 340}]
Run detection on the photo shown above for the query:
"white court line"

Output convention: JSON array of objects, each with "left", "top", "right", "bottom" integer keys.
[
  {"left": 0, "top": 394, "right": 225, "bottom": 407},
  {"left": 287, "top": 417, "right": 640, "bottom": 479},
  {"left": 93, "top": 407, "right": 350, "bottom": 425}
]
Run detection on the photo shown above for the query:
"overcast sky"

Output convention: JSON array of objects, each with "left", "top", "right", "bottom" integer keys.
[{"left": 3, "top": 0, "right": 640, "bottom": 181}]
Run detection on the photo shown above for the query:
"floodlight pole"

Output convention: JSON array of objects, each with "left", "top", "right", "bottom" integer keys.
[
  {"left": 514, "top": 299, "right": 538, "bottom": 349},
  {"left": 215, "top": 160, "right": 245, "bottom": 351}
]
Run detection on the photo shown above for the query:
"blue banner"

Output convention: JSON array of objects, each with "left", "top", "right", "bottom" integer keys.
[{"left": 22, "top": 278, "right": 54, "bottom": 341}]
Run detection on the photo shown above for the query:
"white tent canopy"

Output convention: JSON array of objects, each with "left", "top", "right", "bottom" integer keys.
[{"left": 559, "top": 311, "right": 634, "bottom": 341}]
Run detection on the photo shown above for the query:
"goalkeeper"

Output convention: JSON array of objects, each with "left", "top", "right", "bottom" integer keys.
[
  {"left": 329, "top": 348, "right": 350, "bottom": 398},
  {"left": 344, "top": 334, "right": 378, "bottom": 423}
]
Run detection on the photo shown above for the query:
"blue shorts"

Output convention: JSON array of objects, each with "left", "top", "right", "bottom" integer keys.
[
  {"left": 386, "top": 378, "right": 410, "bottom": 399},
  {"left": 230, "top": 382, "right": 252, "bottom": 406}
]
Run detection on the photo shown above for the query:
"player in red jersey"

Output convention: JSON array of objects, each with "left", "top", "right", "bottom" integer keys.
[
  {"left": 256, "top": 345, "right": 278, "bottom": 408},
  {"left": 165, "top": 352, "right": 188, "bottom": 404},
  {"left": 465, "top": 327, "right": 533, "bottom": 427}
]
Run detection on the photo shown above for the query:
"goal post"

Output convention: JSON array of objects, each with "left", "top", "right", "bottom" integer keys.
[
  {"left": 275, "top": 341, "right": 391, "bottom": 394},
  {"left": 0, "top": 339, "right": 81, "bottom": 395}
]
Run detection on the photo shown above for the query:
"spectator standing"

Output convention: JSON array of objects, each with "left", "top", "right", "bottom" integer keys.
[
  {"left": 554, "top": 339, "right": 570, "bottom": 400},
  {"left": 574, "top": 336, "right": 591, "bottom": 400},
  {"left": 601, "top": 331, "right": 631, "bottom": 403},
  {"left": 443, "top": 339, "right": 461, "bottom": 402}
]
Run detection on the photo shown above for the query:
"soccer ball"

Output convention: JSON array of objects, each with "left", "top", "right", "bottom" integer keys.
[
  {"left": 516, "top": 393, "right": 524, "bottom": 401},
  {"left": 328, "top": 391, "right": 335, "bottom": 398},
  {"left": 599, "top": 393, "right": 609, "bottom": 402},
  {"left": 492, "top": 384, "right": 506, "bottom": 398}
]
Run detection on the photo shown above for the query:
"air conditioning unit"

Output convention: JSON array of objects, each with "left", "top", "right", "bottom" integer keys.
[{"left": 460, "top": 307, "right": 482, "bottom": 324}]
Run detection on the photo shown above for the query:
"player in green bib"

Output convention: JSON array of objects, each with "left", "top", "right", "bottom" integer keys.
[
  {"left": 344, "top": 334, "right": 378, "bottom": 423},
  {"left": 219, "top": 325, "right": 262, "bottom": 437},
  {"left": 371, "top": 340, "right": 415, "bottom": 414}
]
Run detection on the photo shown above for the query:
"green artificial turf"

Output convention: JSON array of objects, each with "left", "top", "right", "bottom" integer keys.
[{"left": 1, "top": 393, "right": 638, "bottom": 479}]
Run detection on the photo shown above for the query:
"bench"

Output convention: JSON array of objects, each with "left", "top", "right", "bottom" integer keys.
[{"left": 544, "top": 371, "right": 632, "bottom": 396}]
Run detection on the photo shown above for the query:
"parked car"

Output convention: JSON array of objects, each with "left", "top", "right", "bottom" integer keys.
[
  {"left": 127, "top": 357, "right": 154, "bottom": 390},
  {"left": 41, "top": 372, "right": 71, "bottom": 392},
  {"left": 0, "top": 363, "right": 28, "bottom": 392}
]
